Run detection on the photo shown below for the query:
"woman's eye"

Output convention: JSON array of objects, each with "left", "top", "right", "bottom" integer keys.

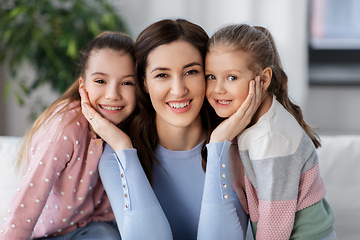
[
  {"left": 228, "top": 75, "right": 237, "bottom": 81},
  {"left": 185, "top": 69, "right": 199, "bottom": 75},
  {"left": 206, "top": 75, "right": 216, "bottom": 81},
  {"left": 155, "top": 73, "right": 168, "bottom": 78}
]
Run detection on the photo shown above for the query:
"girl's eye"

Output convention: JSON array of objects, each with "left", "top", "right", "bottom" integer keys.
[
  {"left": 95, "top": 79, "right": 106, "bottom": 84},
  {"left": 122, "top": 81, "right": 134, "bottom": 86},
  {"left": 185, "top": 69, "right": 199, "bottom": 75},
  {"left": 206, "top": 74, "right": 216, "bottom": 81},
  {"left": 228, "top": 75, "right": 237, "bottom": 81},
  {"left": 155, "top": 73, "right": 168, "bottom": 78}
]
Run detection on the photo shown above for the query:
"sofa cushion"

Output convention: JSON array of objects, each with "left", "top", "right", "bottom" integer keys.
[
  {"left": 0, "top": 136, "right": 22, "bottom": 221},
  {"left": 317, "top": 135, "right": 360, "bottom": 240}
]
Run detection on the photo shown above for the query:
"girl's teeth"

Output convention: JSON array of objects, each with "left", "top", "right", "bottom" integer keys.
[
  {"left": 100, "top": 105, "right": 123, "bottom": 111},
  {"left": 218, "top": 100, "right": 231, "bottom": 104},
  {"left": 168, "top": 101, "right": 190, "bottom": 109}
]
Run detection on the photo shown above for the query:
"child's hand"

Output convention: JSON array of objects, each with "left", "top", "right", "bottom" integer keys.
[
  {"left": 79, "top": 87, "right": 133, "bottom": 151},
  {"left": 210, "top": 76, "right": 262, "bottom": 143}
]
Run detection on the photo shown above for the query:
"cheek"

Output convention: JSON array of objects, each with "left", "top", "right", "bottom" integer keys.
[
  {"left": 192, "top": 79, "right": 206, "bottom": 97},
  {"left": 85, "top": 89, "right": 99, "bottom": 108},
  {"left": 147, "top": 82, "right": 166, "bottom": 102},
  {"left": 123, "top": 88, "right": 137, "bottom": 109},
  {"left": 205, "top": 82, "right": 215, "bottom": 98},
  {"left": 129, "top": 92, "right": 137, "bottom": 110},
  {"left": 234, "top": 88, "right": 249, "bottom": 103}
]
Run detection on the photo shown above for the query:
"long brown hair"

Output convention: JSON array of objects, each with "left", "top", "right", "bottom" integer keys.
[
  {"left": 17, "top": 31, "right": 136, "bottom": 172},
  {"left": 208, "top": 24, "right": 320, "bottom": 148},
  {"left": 131, "top": 19, "right": 218, "bottom": 184}
]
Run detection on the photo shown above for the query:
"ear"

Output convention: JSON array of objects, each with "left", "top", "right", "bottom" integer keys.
[
  {"left": 143, "top": 80, "right": 149, "bottom": 93},
  {"left": 79, "top": 77, "right": 84, "bottom": 91},
  {"left": 260, "top": 67, "right": 272, "bottom": 92}
]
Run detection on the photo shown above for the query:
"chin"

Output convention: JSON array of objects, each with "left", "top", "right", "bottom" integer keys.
[{"left": 215, "top": 110, "right": 232, "bottom": 119}]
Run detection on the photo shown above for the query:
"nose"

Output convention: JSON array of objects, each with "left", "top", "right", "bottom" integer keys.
[
  {"left": 105, "top": 85, "right": 121, "bottom": 101},
  {"left": 170, "top": 75, "right": 188, "bottom": 97},
  {"left": 213, "top": 79, "right": 226, "bottom": 94}
]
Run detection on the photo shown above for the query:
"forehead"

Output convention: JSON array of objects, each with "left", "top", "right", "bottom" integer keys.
[
  {"left": 147, "top": 40, "right": 202, "bottom": 68},
  {"left": 84, "top": 49, "right": 134, "bottom": 78},
  {"left": 206, "top": 47, "right": 250, "bottom": 64},
  {"left": 88, "top": 48, "right": 127, "bottom": 61}
]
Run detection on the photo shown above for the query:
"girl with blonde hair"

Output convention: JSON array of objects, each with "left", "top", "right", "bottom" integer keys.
[{"left": 205, "top": 23, "right": 336, "bottom": 240}]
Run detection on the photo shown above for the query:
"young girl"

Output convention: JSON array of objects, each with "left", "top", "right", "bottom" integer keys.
[
  {"left": 205, "top": 24, "right": 336, "bottom": 240},
  {"left": 80, "top": 19, "right": 263, "bottom": 240},
  {"left": 0, "top": 31, "right": 136, "bottom": 239}
]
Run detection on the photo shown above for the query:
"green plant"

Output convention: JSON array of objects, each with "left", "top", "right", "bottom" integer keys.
[{"left": 0, "top": 0, "right": 129, "bottom": 106}]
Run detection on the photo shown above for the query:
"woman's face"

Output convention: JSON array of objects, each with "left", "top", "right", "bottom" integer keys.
[
  {"left": 144, "top": 40, "right": 205, "bottom": 129},
  {"left": 82, "top": 49, "right": 136, "bottom": 125}
]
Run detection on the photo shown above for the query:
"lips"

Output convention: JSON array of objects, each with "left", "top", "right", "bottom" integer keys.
[
  {"left": 99, "top": 105, "right": 123, "bottom": 111},
  {"left": 166, "top": 100, "right": 192, "bottom": 113},
  {"left": 216, "top": 99, "right": 232, "bottom": 105},
  {"left": 167, "top": 100, "right": 191, "bottom": 109}
]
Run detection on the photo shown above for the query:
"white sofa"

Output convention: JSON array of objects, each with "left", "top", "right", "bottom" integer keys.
[{"left": 1, "top": 135, "right": 359, "bottom": 239}]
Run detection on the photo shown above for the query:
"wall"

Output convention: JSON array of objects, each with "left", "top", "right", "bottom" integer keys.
[
  {"left": 0, "top": 62, "right": 59, "bottom": 136},
  {"left": 113, "top": 0, "right": 310, "bottom": 106},
  {"left": 304, "top": 86, "right": 360, "bottom": 135},
  {"left": 1, "top": 0, "right": 359, "bottom": 136}
]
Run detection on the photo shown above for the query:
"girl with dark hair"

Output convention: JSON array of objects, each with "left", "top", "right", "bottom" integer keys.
[
  {"left": 0, "top": 31, "right": 136, "bottom": 240},
  {"left": 81, "top": 19, "right": 262, "bottom": 239},
  {"left": 205, "top": 24, "right": 336, "bottom": 239}
]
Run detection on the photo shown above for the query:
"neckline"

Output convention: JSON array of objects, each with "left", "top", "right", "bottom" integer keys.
[{"left": 155, "top": 139, "right": 206, "bottom": 159}]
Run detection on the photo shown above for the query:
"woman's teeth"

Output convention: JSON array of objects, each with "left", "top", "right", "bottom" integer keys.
[
  {"left": 168, "top": 101, "right": 190, "bottom": 109},
  {"left": 100, "top": 105, "right": 123, "bottom": 111}
]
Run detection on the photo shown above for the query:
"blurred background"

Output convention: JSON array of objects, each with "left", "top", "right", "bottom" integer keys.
[{"left": 1, "top": 0, "right": 360, "bottom": 137}]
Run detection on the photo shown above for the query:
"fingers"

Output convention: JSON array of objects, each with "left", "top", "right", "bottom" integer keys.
[
  {"left": 237, "top": 76, "right": 261, "bottom": 120},
  {"left": 254, "top": 75, "right": 262, "bottom": 108},
  {"left": 79, "top": 88, "right": 100, "bottom": 123},
  {"left": 210, "top": 76, "right": 262, "bottom": 143},
  {"left": 79, "top": 88, "right": 133, "bottom": 150}
]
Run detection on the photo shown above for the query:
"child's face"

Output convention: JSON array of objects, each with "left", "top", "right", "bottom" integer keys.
[
  {"left": 83, "top": 49, "right": 136, "bottom": 125},
  {"left": 205, "top": 47, "right": 255, "bottom": 118}
]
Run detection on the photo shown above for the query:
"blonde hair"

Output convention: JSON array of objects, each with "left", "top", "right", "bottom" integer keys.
[
  {"left": 208, "top": 24, "right": 321, "bottom": 148},
  {"left": 16, "top": 31, "right": 135, "bottom": 172}
]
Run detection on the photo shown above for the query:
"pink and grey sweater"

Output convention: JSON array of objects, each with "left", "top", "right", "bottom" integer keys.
[
  {"left": 0, "top": 102, "right": 114, "bottom": 239},
  {"left": 237, "top": 97, "right": 335, "bottom": 240}
]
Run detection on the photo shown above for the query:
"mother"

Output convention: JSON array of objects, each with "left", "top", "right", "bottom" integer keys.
[{"left": 81, "top": 19, "right": 261, "bottom": 239}]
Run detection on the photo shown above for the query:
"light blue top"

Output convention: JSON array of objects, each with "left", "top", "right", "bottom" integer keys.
[{"left": 99, "top": 140, "right": 248, "bottom": 240}]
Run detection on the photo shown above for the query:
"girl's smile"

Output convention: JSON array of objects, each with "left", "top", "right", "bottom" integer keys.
[
  {"left": 82, "top": 49, "right": 136, "bottom": 126},
  {"left": 205, "top": 47, "right": 254, "bottom": 118},
  {"left": 99, "top": 104, "right": 124, "bottom": 112}
]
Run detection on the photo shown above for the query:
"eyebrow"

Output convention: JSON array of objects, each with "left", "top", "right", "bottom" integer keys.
[
  {"left": 91, "top": 72, "right": 108, "bottom": 76},
  {"left": 91, "top": 72, "right": 135, "bottom": 78},
  {"left": 123, "top": 74, "right": 136, "bottom": 78},
  {"left": 150, "top": 62, "right": 202, "bottom": 73}
]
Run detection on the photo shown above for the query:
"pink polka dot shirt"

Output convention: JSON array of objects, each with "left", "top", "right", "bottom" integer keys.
[{"left": 0, "top": 102, "right": 114, "bottom": 239}]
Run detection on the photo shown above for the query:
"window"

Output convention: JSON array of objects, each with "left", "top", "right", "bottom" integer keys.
[{"left": 309, "top": 0, "right": 360, "bottom": 85}]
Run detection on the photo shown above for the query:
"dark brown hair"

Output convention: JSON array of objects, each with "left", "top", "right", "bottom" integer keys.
[
  {"left": 131, "top": 19, "right": 217, "bottom": 184},
  {"left": 208, "top": 24, "right": 320, "bottom": 148},
  {"left": 17, "top": 31, "right": 136, "bottom": 172}
]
